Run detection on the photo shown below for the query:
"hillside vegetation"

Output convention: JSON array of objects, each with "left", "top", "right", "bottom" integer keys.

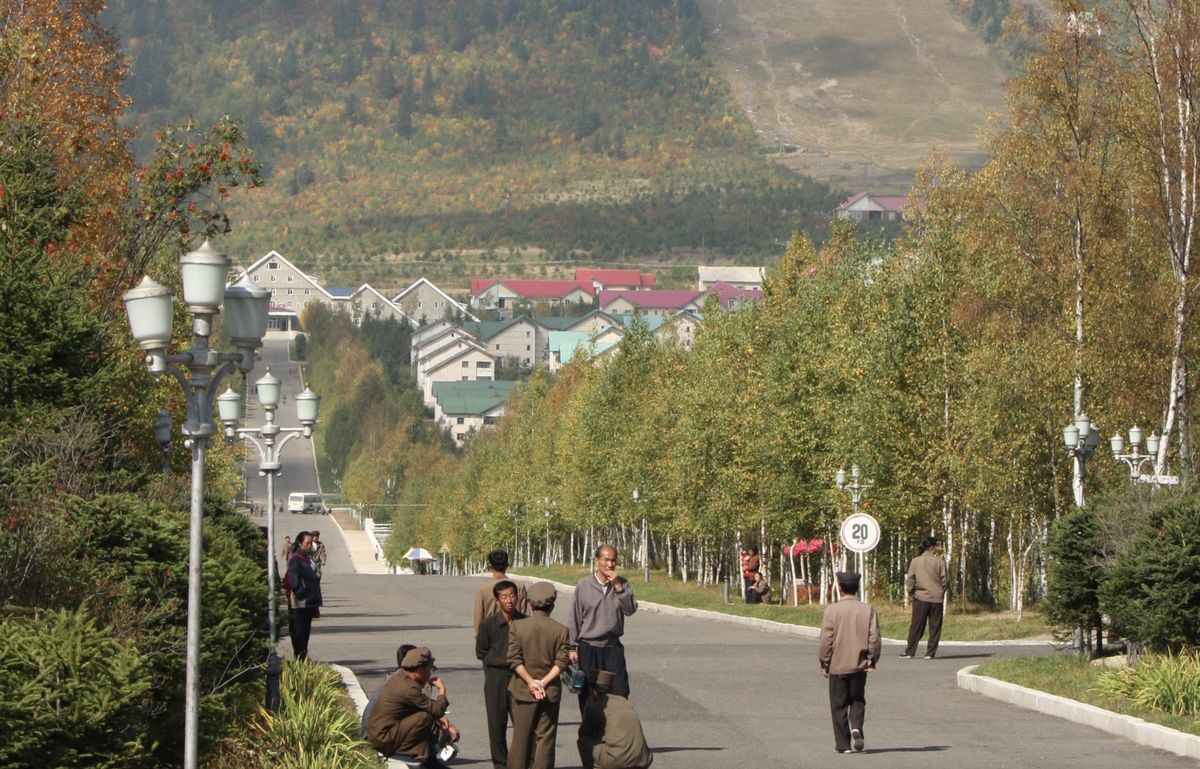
[{"left": 106, "top": 0, "right": 836, "bottom": 282}]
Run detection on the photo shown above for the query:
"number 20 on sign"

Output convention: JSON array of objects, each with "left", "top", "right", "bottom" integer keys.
[{"left": 839, "top": 512, "right": 881, "bottom": 554}]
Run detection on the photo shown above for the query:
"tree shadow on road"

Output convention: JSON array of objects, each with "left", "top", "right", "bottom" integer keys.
[
  {"left": 314, "top": 623, "right": 463, "bottom": 635},
  {"left": 862, "top": 745, "right": 950, "bottom": 754},
  {"left": 651, "top": 746, "right": 724, "bottom": 753}
]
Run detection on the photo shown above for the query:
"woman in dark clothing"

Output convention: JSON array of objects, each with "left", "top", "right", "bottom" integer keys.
[{"left": 286, "top": 530, "right": 323, "bottom": 660}]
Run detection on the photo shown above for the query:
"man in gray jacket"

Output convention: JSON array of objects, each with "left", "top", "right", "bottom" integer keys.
[
  {"left": 902, "top": 535, "right": 950, "bottom": 659},
  {"left": 817, "top": 571, "right": 880, "bottom": 754},
  {"left": 569, "top": 544, "right": 637, "bottom": 711}
]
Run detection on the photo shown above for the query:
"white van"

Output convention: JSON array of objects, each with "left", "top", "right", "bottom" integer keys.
[{"left": 287, "top": 492, "right": 324, "bottom": 514}]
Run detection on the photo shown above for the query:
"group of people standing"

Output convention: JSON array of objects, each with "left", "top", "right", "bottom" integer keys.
[
  {"left": 283, "top": 529, "right": 327, "bottom": 660},
  {"left": 362, "top": 544, "right": 652, "bottom": 769}
]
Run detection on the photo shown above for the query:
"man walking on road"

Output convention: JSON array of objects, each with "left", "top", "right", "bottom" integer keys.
[
  {"left": 507, "top": 582, "right": 571, "bottom": 769},
  {"left": 474, "top": 548, "right": 529, "bottom": 632},
  {"left": 818, "top": 571, "right": 880, "bottom": 754},
  {"left": 902, "top": 535, "right": 950, "bottom": 659},
  {"left": 476, "top": 580, "right": 526, "bottom": 769},
  {"left": 569, "top": 544, "right": 637, "bottom": 710}
]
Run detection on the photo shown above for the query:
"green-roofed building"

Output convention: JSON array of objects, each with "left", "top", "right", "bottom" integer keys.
[{"left": 431, "top": 379, "right": 518, "bottom": 443}]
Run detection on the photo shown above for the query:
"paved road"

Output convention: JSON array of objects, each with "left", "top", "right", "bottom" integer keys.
[{"left": 241, "top": 337, "right": 1192, "bottom": 768}]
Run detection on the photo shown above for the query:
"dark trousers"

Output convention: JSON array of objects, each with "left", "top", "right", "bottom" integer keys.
[
  {"left": 483, "top": 666, "right": 512, "bottom": 769},
  {"left": 905, "top": 598, "right": 944, "bottom": 657},
  {"left": 290, "top": 606, "right": 316, "bottom": 660},
  {"left": 577, "top": 640, "right": 630, "bottom": 713},
  {"left": 828, "top": 671, "right": 867, "bottom": 751},
  {"left": 508, "top": 698, "right": 560, "bottom": 769}
]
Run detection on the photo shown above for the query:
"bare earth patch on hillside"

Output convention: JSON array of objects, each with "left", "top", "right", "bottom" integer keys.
[{"left": 697, "top": 0, "right": 1008, "bottom": 192}]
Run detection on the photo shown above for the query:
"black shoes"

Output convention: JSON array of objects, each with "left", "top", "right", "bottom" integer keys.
[{"left": 851, "top": 728, "right": 864, "bottom": 753}]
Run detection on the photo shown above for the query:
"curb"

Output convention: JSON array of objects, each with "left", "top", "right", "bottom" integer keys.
[
  {"left": 331, "top": 662, "right": 369, "bottom": 717},
  {"left": 957, "top": 665, "right": 1200, "bottom": 760},
  {"left": 521, "top": 576, "right": 1052, "bottom": 647}
]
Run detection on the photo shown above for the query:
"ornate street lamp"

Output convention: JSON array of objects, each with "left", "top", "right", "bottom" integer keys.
[
  {"left": 217, "top": 369, "right": 319, "bottom": 711},
  {"left": 122, "top": 241, "right": 268, "bottom": 769},
  {"left": 1063, "top": 414, "right": 1101, "bottom": 507},
  {"left": 1110, "top": 426, "right": 1177, "bottom": 486}
]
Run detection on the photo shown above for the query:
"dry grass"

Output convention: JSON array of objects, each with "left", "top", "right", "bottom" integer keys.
[{"left": 695, "top": 0, "right": 1009, "bottom": 190}]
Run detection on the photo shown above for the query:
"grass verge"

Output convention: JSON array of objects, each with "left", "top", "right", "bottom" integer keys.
[
  {"left": 512, "top": 564, "right": 1050, "bottom": 642},
  {"left": 973, "top": 654, "right": 1200, "bottom": 737}
]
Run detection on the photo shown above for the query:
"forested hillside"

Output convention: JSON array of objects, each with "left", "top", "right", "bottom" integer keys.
[{"left": 105, "top": 0, "right": 835, "bottom": 280}]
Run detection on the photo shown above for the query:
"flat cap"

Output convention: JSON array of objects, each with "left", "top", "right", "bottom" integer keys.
[
  {"left": 527, "top": 581, "right": 557, "bottom": 608},
  {"left": 401, "top": 646, "right": 435, "bottom": 669},
  {"left": 836, "top": 571, "right": 861, "bottom": 591}
]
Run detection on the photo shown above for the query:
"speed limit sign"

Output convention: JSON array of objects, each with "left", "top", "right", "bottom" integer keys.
[{"left": 839, "top": 513, "right": 881, "bottom": 554}]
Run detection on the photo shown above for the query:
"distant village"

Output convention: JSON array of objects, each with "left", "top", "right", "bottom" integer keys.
[
  {"left": 232, "top": 191, "right": 900, "bottom": 443},
  {"left": 236, "top": 251, "right": 766, "bottom": 444}
]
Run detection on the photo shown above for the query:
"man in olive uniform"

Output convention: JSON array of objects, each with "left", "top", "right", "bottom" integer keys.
[
  {"left": 817, "top": 572, "right": 880, "bottom": 754},
  {"left": 474, "top": 548, "right": 530, "bottom": 631},
  {"left": 902, "top": 535, "right": 950, "bottom": 659},
  {"left": 365, "top": 646, "right": 460, "bottom": 767},
  {"left": 578, "top": 670, "right": 653, "bottom": 769},
  {"left": 476, "top": 580, "right": 526, "bottom": 769},
  {"left": 507, "top": 581, "right": 571, "bottom": 769}
]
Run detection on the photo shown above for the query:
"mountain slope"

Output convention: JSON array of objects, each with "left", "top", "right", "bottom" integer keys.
[{"left": 107, "top": 0, "right": 834, "bottom": 280}]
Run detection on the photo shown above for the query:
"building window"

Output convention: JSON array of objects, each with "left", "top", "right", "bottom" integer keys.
[
  {"left": 304, "top": 288, "right": 310, "bottom": 295},
  {"left": 526, "top": 345, "right": 531, "bottom": 351},
  {"left": 287, "top": 275, "right": 293, "bottom": 283},
  {"left": 268, "top": 261, "right": 279, "bottom": 270},
  {"left": 484, "top": 416, "right": 497, "bottom": 425},
  {"left": 526, "top": 331, "right": 531, "bottom": 337},
  {"left": 477, "top": 361, "right": 491, "bottom": 369},
  {"left": 463, "top": 361, "right": 469, "bottom": 368},
  {"left": 495, "top": 345, "right": 500, "bottom": 350},
  {"left": 462, "top": 375, "right": 469, "bottom": 381},
  {"left": 270, "top": 275, "right": 276, "bottom": 282},
  {"left": 253, "top": 275, "right": 259, "bottom": 282},
  {"left": 286, "top": 301, "right": 293, "bottom": 308},
  {"left": 456, "top": 417, "right": 465, "bottom": 425},
  {"left": 287, "top": 288, "right": 293, "bottom": 295}
]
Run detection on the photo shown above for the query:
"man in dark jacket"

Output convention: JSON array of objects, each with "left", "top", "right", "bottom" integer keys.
[
  {"left": 286, "top": 530, "right": 322, "bottom": 660},
  {"left": 817, "top": 571, "right": 881, "bottom": 754},
  {"left": 578, "top": 670, "right": 653, "bottom": 769},
  {"left": 476, "top": 580, "right": 526, "bottom": 769}
]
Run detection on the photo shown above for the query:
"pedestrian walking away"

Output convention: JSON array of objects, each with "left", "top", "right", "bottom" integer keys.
[
  {"left": 364, "top": 646, "right": 461, "bottom": 768},
  {"left": 280, "top": 535, "right": 292, "bottom": 564},
  {"left": 476, "top": 580, "right": 526, "bottom": 769},
  {"left": 817, "top": 571, "right": 880, "bottom": 754},
  {"left": 474, "top": 548, "right": 529, "bottom": 632},
  {"left": 578, "top": 670, "right": 653, "bottom": 769},
  {"left": 569, "top": 544, "right": 637, "bottom": 712},
  {"left": 507, "top": 581, "right": 571, "bottom": 769},
  {"left": 284, "top": 531, "right": 322, "bottom": 661},
  {"left": 902, "top": 535, "right": 950, "bottom": 659}
]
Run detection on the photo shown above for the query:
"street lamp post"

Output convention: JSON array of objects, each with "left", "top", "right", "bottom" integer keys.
[
  {"left": 633, "top": 488, "right": 648, "bottom": 583},
  {"left": 217, "top": 369, "right": 319, "bottom": 712},
  {"left": 509, "top": 507, "right": 519, "bottom": 567},
  {"left": 1109, "top": 426, "right": 1177, "bottom": 486},
  {"left": 1063, "top": 413, "right": 1101, "bottom": 507},
  {"left": 122, "top": 241, "right": 268, "bottom": 769},
  {"left": 835, "top": 465, "right": 873, "bottom": 600},
  {"left": 154, "top": 408, "right": 173, "bottom": 476}
]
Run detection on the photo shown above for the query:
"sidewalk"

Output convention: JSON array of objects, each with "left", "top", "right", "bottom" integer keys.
[{"left": 327, "top": 508, "right": 391, "bottom": 575}]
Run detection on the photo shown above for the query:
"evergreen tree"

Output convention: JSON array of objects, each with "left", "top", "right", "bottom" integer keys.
[{"left": 1043, "top": 505, "right": 1103, "bottom": 655}]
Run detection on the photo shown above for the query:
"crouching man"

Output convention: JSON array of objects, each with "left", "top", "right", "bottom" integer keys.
[
  {"left": 365, "top": 646, "right": 461, "bottom": 767},
  {"left": 577, "top": 670, "right": 653, "bottom": 769}
]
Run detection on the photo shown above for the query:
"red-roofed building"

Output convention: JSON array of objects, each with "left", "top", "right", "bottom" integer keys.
[
  {"left": 599, "top": 289, "right": 706, "bottom": 317},
  {"left": 471, "top": 278, "right": 595, "bottom": 312},
  {"left": 836, "top": 192, "right": 911, "bottom": 223},
  {"left": 706, "top": 281, "right": 763, "bottom": 309},
  {"left": 574, "top": 268, "right": 655, "bottom": 291}
]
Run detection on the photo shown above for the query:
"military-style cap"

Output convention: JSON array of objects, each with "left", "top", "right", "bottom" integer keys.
[
  {"left": 527, "top": 581, "right": 557, "bottom": 608},
  {"left": 401, "top": 646, "right": 435, "bottom": 669},
  {"left": 835, "top": 571, "right": 861, "bottom": 591}
]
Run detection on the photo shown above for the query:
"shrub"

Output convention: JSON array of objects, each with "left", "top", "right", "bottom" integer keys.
[
  {"left": 1043, "top": 505, "right": 1102, "bottom": 652},
  {"left": 207, "top": 661, "right": 382, "bottom": 769},
  {"left": 1094, "top": 651, "right": 1200, "bottom": 720},
  {"left": 1100, "top": 493, "right": 1200, "bottom": 652},
  {"left": 0, "top": 608, "right": 153, "bottom": 769}
]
